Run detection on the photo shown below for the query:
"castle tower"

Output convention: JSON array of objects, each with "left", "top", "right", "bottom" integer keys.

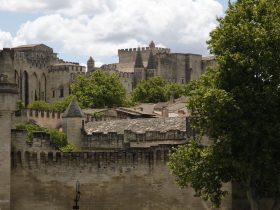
[
  {"left": 149, "top": 40, "right": 155, "bottom": 49},
  {"left": 134, "top": 47, "right": 145, "bottom": 87},
  {"left": 62, "top": 99, "right": 85, "bottom": 147},
  {"left": 87, "top": 56, "right": 95, "bottom": 73},
  {"left": 146, "top": 51, "right": 156, "bottom": 79},
  {"left": 0, "top": 74, "right": 18, "bottom": 210}
]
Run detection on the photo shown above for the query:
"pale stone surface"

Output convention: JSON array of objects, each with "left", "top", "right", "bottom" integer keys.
[
  {"left": 0, "top": 82, "right": 18, "bottom": 210},
  {"left": 10, "top": 148, "right": 233, "bottom": 210},
  {"left": 0, "top": 44, "right": 86, "bottom": 106}
]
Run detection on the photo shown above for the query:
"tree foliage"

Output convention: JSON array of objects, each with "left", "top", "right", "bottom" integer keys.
[
  {"left": 169, "top": 1, "right": 280, "bottom": 210},
  {"left": 131, "top": 77, "right": 186, "bottom": 103},
  {"left": 15, "top": 123, "right": 71, "bottom": 151},
  {"left": 27, "top": 95, "right": 76, "bottom": 112},
  {"left": 71, "top": 70, "right": 126, "bottom": 108}
]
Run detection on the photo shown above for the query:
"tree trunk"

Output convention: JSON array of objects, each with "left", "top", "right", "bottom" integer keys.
[{"left": 247, "top": 187, "right": 260, "bottom": 210}]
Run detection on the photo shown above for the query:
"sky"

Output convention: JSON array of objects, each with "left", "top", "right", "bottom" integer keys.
[{"left": 0, "top": 0, "right": 234, "bottom": 67}]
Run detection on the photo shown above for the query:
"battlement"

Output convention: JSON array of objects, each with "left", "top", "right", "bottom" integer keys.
[
  {"left": 14, "top": 109, "right": 63, "bottom": 129},
  {"left": 17, "top": 109, "right": 62, "bottom": 119},
  {"left": 12, "top": 147, "right": 172, "bottom": 169},
  {"left": 11, "top": 127, "right": 173, "bottom": 168},
  {"left": 118, "top": 47, "right": 170, "bottom": 54},
  {"left": 49, "top": 64, "right": 86, "bottom": 73},
  {"left": 100, "top": 64, "right": 117, "bottom": 71}
]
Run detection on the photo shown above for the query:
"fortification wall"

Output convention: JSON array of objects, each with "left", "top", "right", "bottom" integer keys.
[
  {"left": 83, "top": 129, "right": 186, "bottom": 150},
  {"left": 11, "top": 143, "right": 232, "bottom": 210},
  {"left": 118, "top": 47, "right": 170, "bottom": 67},
  {"left": 13, "top": 109, "right": 62, "bottom": 129}
]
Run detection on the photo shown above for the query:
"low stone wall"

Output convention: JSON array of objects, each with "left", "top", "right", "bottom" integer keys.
[
  {"left": 13, "top": 109, "right": 62, "bottom": 129},
  {"left": 82, "top": 129, "right": 187, "bottom": 150}
]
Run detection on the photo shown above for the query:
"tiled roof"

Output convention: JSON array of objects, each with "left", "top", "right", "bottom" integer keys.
[
  {"left": 62, "top": 100, "right": 84, "bottom": 118},
  {"left": 84, "top": 117, "right": 186, "bottom": 134}
]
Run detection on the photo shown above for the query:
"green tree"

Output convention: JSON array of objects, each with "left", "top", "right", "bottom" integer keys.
[
  {"left": 131, "top": 77, "right": 187, "bottom": 103},
  {"left": 131, "top": 77, "right": 168, "bottom": 103},
  {"left": 27, "top": 95, "right": 76, "bottom": 112},
  {"left": 71, "top": 70, "right": 126, "bottom": 108},
  {"left": 51, "top": 95, "right": 76, "bottom": 112},
  {"left": 165, "top": 82, "right": 186, "bottom": 100},
  {"left": 27, "top": 100, "right": 51, "bottom": 111},
  {"left": 169, "top": 1, "right": 280, "bottom": 210}
]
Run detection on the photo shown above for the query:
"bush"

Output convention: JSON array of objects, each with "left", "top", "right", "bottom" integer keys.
[
  {"left": 16, "top": 123, "right": 69, "bottom": 150},
  {"left": 49, "top": 129, "right": 67, "bottom": 148},
  {"left": 60, "top": 144, "right": 79, "bottom": 152},
  {"left": 27, "top": 95, "right": 77, "bottom": 112},
  {"left": 27, "top": 101, "right": 51, "bottom": 111}
]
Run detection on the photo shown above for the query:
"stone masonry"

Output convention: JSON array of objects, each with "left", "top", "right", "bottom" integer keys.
[{"left": 100, "top": 41, "right": 216, "bottom": 93}]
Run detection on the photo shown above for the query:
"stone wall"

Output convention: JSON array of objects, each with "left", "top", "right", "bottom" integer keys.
[
  {"left": 0, "top": 82, "right": 18, "bottom": 210},
  {"left": 11, "top": 145, "right": 232, "bottom": 210},
  {"left": 0, "top": 44, "right": 85, "bottom": 106},
  {"left": 47, "top": 64, "right": 85, "bottom": 103},
  {"left": 10, "top": 128, "right": 234, "bottom": 210},
  {"left": 118, "top": 47, "right": 170, "bottom": 66},
  {"left": 13, "top": 109, "right": 62, "bottom": 129}
]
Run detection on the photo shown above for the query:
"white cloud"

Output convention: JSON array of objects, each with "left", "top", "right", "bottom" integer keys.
[
  {"left": 0, "top": 0, "right": 223, "bottom": 64},
  {"left": 0, "top": 31, "right": 13, "bottom": 48}
]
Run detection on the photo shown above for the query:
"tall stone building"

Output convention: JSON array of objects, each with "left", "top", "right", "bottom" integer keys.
[
  {"left": 0, "top": 44, "right": 86, "bottom": 106},
  {"left": 101, "top": 41, "right": 216, "bottom": 93}
]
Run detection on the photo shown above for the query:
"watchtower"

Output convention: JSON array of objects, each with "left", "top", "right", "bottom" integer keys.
[
  {"left": 87, "top": 56, "right": 95, "bottom": 73},
  {"left": 62, "top": 99, "right": 85, "bottom": 147}
]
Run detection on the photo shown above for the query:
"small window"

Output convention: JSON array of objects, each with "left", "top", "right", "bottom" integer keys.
[
  {"left": 59, "top": 88, "right": 64, "bottom": 98},
  {"left": 52, "top": 90, "right": 55, "bottom": 98}
]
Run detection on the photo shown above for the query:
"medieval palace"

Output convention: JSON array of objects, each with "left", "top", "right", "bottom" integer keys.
[
  {"left": 0, "top": 42, "right": 236, "bottom": 210},
  {"left": 0, "top": 41, "right": 215, "bottom": 107}
]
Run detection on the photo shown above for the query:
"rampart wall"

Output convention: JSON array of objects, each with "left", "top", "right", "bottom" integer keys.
[
  {"left": 13, "top": 109, "right": 62, "bottom": 129},
  {"left": 82, "top": 129, "right": 186, "bottom": 149},
  {"left": 11, "top": 129, "right": 232, "bottom": 210},
  {"left": 118, "top": 47, "right": 170, "bottom": 65}
]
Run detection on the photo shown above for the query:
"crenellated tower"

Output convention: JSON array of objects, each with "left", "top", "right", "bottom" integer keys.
[
  {"left": 146, "top": 51, "right": 156, "bottom": 79},
  {"left": 87, "top": 56, "right": 95, "bottom": 73}
]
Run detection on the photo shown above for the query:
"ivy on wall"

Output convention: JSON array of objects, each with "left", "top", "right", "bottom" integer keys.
[{"left": 15, "top": 123, "right": 78, "bottom": 152}]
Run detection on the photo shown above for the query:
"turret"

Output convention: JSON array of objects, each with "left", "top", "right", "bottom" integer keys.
[
  {"left": 62, "top": 99, "right": 85, "bottom": 147},
  {"left": 134, "top": 47, "right": 145, "bottom": 87},
  {"left": 149, "top": 40, "right": 155, "bottom": 49},
  {"left": 87, "top": 56, "right": 95, "bottom": 73},
  {"left": 0, "top": 73, "right": 18, "bottom": 210},
  {"left": 146, "top": 51, "right": 156, "bottom": 79}
]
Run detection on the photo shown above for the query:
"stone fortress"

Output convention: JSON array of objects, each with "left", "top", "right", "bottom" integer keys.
[
  {"left": 0, "top": 42, "right": 251, "bottom": 210},
  {"left": 99, "top": 41, "right": 215, "bottom": 93},
  {"left": 0, "top": 44, "right": 86, "bottom": 106},
  {"left": 0, "top": 41, "right": 215, "bottom": 104}
]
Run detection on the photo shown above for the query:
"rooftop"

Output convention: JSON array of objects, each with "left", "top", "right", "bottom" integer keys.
[
  {"left": 62, "top": 100, "right": 84, "bottom": 118},
  {"left": 84, "top": 117, "right": 186, "bottom": 135}
]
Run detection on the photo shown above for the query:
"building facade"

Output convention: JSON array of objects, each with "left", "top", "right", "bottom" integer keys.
[
  {"left": 0, "top": 44, "right": 86, "bottom": 106},
  {"left": 100, "top": 41, "right": 216, "bottom": 93}
]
